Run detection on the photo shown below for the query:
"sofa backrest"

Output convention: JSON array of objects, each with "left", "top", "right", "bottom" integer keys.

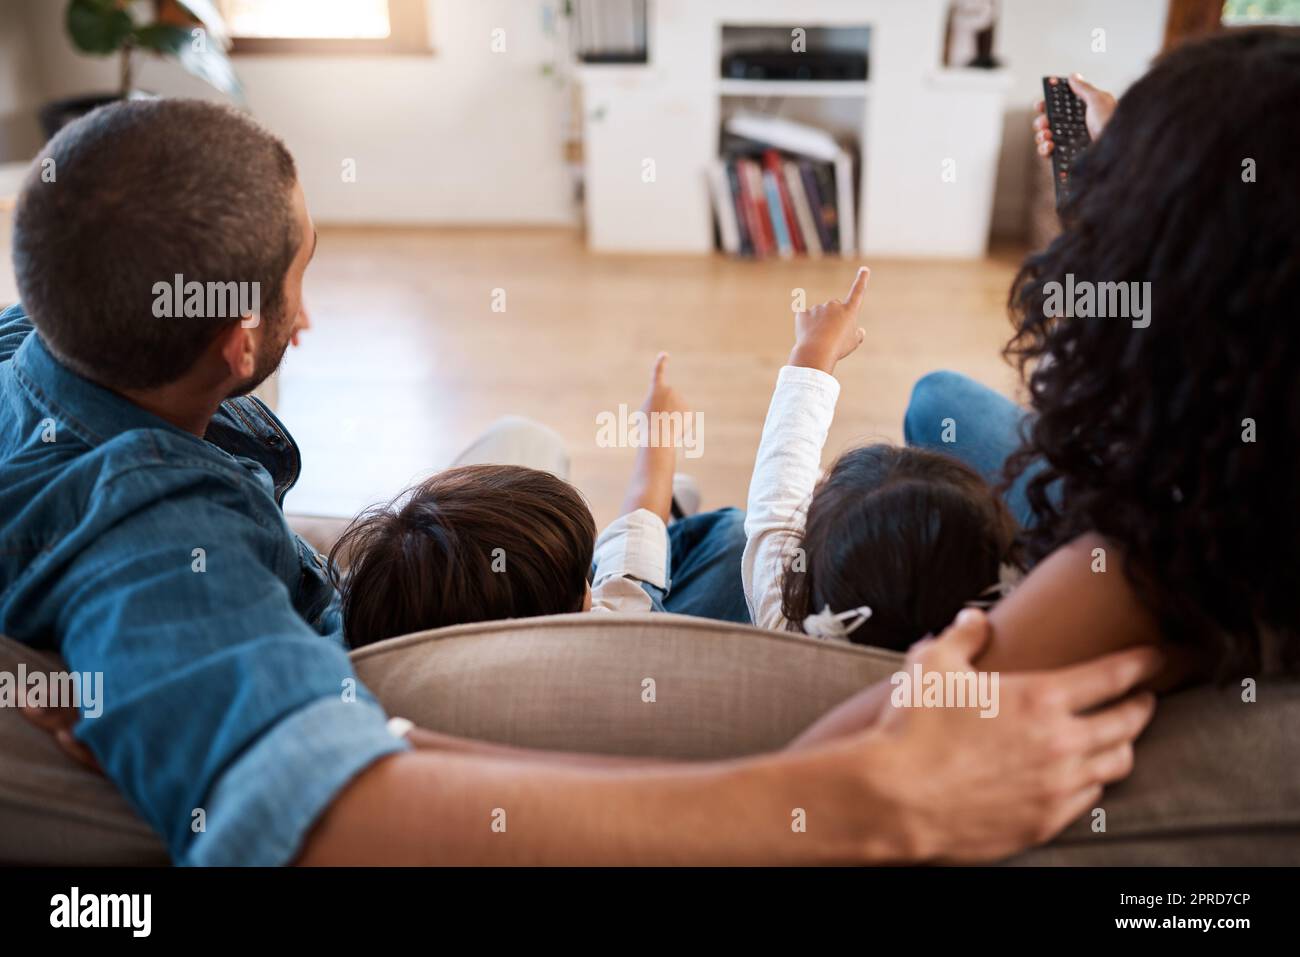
[{"left": 3, "top": 615, "right": 1297, "bottom": 864}]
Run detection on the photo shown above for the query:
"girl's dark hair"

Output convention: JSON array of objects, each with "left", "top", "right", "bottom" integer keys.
[
  {"left": 331, "top": 465, "right": 596, "bottom": 647},
  {"left": 1004, "top": 28, "right": 1300, "bottom": 678},
  {"left": 782, "top": 445, "right": 1019, "bottom": 650}
]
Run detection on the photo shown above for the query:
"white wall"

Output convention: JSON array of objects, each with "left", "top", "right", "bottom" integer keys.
[
  {"left": 17, "top": 0, "right": 576, "bottom": 224},
  {"left": 990, "top": 0, "right": 1167, "bottom": 237},
  {"left": 3, "top": 0, "right": 1168, "bottom": 237}
]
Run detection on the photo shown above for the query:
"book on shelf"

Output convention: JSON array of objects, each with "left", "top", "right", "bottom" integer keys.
[
  {"left": 763, "top": 150, "right": 802, "bottom": 257},
  {"left": 707, "top": 160, "right": 741, "bottom": 255},
  {"left": 724, "top": 162, "right": 753, "bottom": 256},
  {"left": 737, "top": 157, "right": 774, "bottom": 258},
  {"left": 800, "top": 159, "right": 838, "bottom": 254},
  {"left": 710, "top": 112, "right": 857, "bottom": 259},
  {"left": 761, "top": 168, "right": 794, "bottom": 258}
]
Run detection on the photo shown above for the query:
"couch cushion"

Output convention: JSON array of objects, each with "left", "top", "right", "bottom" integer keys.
[
  {"left": 1011, "top": 679, "right": 1300, "bottom": 864},
  {"left": 0, "top": 638, "right": 168, "bottom": 865},
  {"left": 3, "top": 615, "right": 1298, "bottom": 865},
  {"left": 351, "top": 612, "right": 902, "bottom": 759}
]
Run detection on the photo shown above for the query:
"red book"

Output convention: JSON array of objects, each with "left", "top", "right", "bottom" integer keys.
[
  {"left": 763, "top": 149, "right": 804, "bottom": 255},
  {"left": 737, "top": 158, "right": 773, "bottom": 257}
]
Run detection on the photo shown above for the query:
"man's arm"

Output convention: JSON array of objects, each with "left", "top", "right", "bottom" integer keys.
[
  {"left": 54, "top": 473, "right": 408, "bottom": 866},
  {"left": 299, "top": 609, "right": 1161, "bottom": 865},
  {"left": 403, "top": 727, "right": 663, "bottom": 766}
]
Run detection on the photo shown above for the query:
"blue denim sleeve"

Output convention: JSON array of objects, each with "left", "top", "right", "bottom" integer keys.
[
  {"left": 188, "top": 696, "right": 407, "bottom": 866},
  {"left": 53, "top": 469, "right": 409, "bottom": 866}
]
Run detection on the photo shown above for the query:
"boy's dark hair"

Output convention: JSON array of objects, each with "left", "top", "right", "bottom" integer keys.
[
  {"left": 782, "top": 445, "right": 1019, "bottom": 651},
  {"left": 331, "top": 465, "right": 597, "bottom": 648},
  {"left": 13, "top": 98, "right": 299, "bottom": 390}
]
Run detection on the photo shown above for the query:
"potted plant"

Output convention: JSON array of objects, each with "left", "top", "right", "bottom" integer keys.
[{"left": 40, "top": 0, "right": 241, "bottom": 138}]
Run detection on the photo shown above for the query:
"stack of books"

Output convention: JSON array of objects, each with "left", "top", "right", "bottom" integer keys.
[{"left": 708, "top": 112, "right": 857, "bottom": 259}]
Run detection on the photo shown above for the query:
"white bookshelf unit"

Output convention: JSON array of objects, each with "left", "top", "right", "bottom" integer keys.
[
  {"left": 578, "top": 0, "right": 1010, "bottom": 258},
  {"left": 716, "top": 79, "right": 870, "bottom": 98}
]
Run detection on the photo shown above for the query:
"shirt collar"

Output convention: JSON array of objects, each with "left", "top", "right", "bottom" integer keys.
[{"left": 12, "top": 331, "right": 200, "bottom": 448}]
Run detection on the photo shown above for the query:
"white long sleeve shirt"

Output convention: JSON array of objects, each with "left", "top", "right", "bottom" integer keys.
[
  {"left": 742, "top": 365, "right": 841, "bottom": 631},
  {"left": 590, "top": 507, "right": 670, "bottom": 613}
]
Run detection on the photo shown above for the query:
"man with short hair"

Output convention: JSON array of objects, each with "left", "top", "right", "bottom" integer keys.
[{"left": 0, "top": 100, "right": 1159, "bottom": 865}]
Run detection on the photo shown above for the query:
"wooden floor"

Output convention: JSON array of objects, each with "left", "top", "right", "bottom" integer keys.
[{"left": 279, "top": 227, "right": 1029, "bottom": 528}]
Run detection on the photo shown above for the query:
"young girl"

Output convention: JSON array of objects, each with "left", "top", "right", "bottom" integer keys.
[
  {"left": 334, "top": 354, "right": 704, "bottom": 648},
  {"left": 743, "top": 268, "right": 1021, "bottom": 649}
]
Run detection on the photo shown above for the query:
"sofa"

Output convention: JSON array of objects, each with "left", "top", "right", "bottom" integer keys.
[{"left": 2, "top": 515, "right": 1297, "bottom": 865}]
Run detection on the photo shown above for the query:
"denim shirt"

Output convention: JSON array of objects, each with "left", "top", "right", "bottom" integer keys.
[{"left": 0, "top": 304, "right": 408, "bottom": 865}]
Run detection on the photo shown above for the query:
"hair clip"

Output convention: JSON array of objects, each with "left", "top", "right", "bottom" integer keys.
[{"left": 802, "top": 604, "right": 872, "bottom": 641}]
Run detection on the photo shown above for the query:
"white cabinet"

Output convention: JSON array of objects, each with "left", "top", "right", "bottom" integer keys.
[
  {"left": 577, "top": 0, "right": 1011, "bottom": 259},
  {"left": 580, "top": 69, "right": 715, "bottom": 252},
  {"left": 863, "top": 69, "right": 1013, "bottom": 258}
]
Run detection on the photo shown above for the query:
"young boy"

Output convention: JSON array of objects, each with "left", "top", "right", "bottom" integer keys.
[{"left": 335, "top": 354, "right": 696, "bottom": 647}]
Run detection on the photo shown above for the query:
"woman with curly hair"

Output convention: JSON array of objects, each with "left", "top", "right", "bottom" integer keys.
[{"left": 904, "top": 27, "right": 1300, "bottom": 685}]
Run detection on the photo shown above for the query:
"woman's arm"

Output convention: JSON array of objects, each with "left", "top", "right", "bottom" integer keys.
[
  {"left": 792, "top": 533, "right": 1180, "bottom": 750},
  {"left": 980, "top": 532, "right": 1191, "bottom": 689}
]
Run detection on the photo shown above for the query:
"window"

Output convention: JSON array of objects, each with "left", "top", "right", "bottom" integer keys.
[
  {"left": 215, "top": 0, "right": 432, "bottom": 54},
  {"left": 1165, "top": 0, "right": 1300, "bottom": 51},
  {"left": 1222, "top": 0, "right": 1300, "bottom": 25}
]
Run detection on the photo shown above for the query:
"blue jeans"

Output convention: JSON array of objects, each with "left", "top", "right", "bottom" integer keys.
[
  {"left": 902, "top": 370, "right": 1048, "bottom": 528},
  {"left": 661, "top": 507, "right": 751, "bottom": 623}
]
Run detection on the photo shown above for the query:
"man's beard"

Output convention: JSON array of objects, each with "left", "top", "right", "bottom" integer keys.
[{"left": 226, "top": 323, "right": 293, "bottom": 399}]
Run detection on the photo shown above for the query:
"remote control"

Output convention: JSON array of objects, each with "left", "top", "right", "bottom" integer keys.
[{"left": 1042, "top": 76, "right": 1092, "bottom": 210}]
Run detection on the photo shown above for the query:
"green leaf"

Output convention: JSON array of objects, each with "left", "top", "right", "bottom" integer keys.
[
  {"left": 66, "top": 0, "right": 135, "bottom": 55},
  {"left": 130, "top": 22, "right": 189, "bottom": 54},
  {"left": 132, "top": 23, "right": 243, "bottom": 99}
]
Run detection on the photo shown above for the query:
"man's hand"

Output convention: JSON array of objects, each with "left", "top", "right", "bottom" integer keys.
[
  {"left": 789, "top": 267, "right": 869, "bottom": 375},
  {"left": 20, "top": 704, "right": 102, "bottom": 774},
  {"left": 861, "top": 608, "right": 1159, "bottom": 862},
  {"left": 1034, "top": 74, "right": 1116, "bottom": 156}
]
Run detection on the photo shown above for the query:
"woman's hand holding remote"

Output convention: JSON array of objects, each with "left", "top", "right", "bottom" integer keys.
[{"left": 1034, "top": 74, "right": 1116, "bottom": 156}]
